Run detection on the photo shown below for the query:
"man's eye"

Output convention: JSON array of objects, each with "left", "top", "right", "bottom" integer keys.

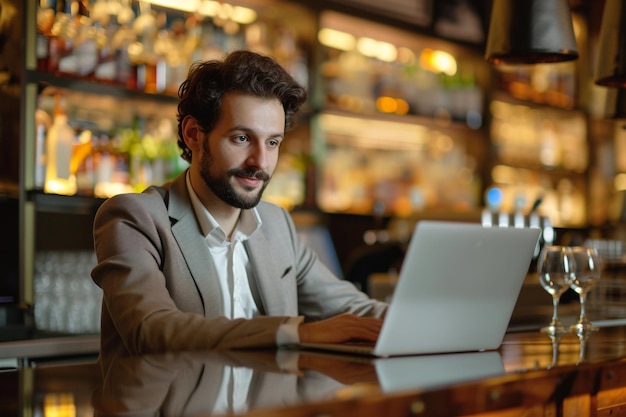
[
  {"left": 268, "top": 139, "right": 281, "bottom": 148},
  {"left": 235, "top": 135, "right": 249, "bottom": 143}
]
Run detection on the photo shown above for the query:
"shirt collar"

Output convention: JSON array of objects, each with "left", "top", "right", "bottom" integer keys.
[{"left": 185, "top": 172, "right": 262, "bottom": 244}]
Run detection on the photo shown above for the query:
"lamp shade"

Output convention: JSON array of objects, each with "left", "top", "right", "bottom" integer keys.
[
  {"left": 485, "top": 0, "right": 579, "bottom": 65},
  {"left": 595, "top": 0, "right": 626, "bottom": 87}
]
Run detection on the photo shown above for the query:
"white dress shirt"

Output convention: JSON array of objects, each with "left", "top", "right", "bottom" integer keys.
[
  {"left": 185, "top": 173, "right": 301, "bottom": 340},
  {"left": 186, "top": 173, "right": 260, "bottom": 319}
]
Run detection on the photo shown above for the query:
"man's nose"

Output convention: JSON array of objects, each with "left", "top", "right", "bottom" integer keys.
[{"left": 245, "top": 143, "right": 269, "bottom": 170}]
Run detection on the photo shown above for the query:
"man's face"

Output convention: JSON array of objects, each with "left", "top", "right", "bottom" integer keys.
[{"left": 198, "top": 93, "right": 285, "bottom": 209}]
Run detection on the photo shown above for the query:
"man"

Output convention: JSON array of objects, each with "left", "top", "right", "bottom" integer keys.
[{"left": 92, "top": 50, "right": 387, "bottom": 366}]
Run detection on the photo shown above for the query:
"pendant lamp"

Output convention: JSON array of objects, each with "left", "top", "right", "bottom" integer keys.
[
  {"left": 485, "top": 0, "right": 579, "bottom": 65},
  {"left": 595, "top": 0, "right": 626, "bottom": 87}
]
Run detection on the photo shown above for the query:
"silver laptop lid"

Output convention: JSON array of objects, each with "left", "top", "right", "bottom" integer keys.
[{"left": 374, "top": 221, "right": 540, "bottom": 357}]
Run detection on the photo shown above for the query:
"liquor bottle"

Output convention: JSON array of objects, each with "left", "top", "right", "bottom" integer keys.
[
  {"left": 72, "top": 129, "right": 95, "bottom": 195},
  {"left": 44, "top": 95, "right": 76, "bottom": 195},
  {"left": 111, "top": 24, "right": 135, "bottom": 87},
  {"left": 47, "top": 0, "right": 72, "bottom": 74},
  {"left": 36, "top": 0, "right": 55, "bottom": 72},
  {"left": 57, "top": 0, "right": 98, "bottom": 77},
  {"left": 93, "top": 134, "right": 113, "bottom": 197},
  {"left": 132, "top": 2, "right": 159, "bottom": 92},
  {"left": 34, "top": 107, "right": 51, "bottom": 188}
]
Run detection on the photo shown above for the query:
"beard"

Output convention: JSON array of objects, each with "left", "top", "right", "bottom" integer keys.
[{"left": 199, "top": 142, "right": 271, "bottom": 209}]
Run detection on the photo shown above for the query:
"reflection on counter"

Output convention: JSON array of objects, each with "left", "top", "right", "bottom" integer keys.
[
  {"left": 92, "top": 350, "right": 364, "bottom": 416},
  {"left": 376, "top": 351, "right": 504, "bottom": 393},
  {"left": 7, "top": 328, "right": 626, "bottom": 417}
]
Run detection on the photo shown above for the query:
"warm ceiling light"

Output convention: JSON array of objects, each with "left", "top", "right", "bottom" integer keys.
[
  {"left": 218, "top": 3, "right": 232, "bottom": 20},
  {"left": 145, "top": 0, "right": 199, "bottom": 13},
  {"left": 375, "top": 41, "right": 397, "bottom": 62},
  {"left": 318, "top": 28, "right": 356, "bottom": 51},
  {"left": 420, "top": 49, "right": 457, "bottom": 76},
  {"left": 198, "top": 0, "right": 220, "bottom": 16},
  {"left": 230, "top": 6, "right": 257, "bottom": 24},
  {"left": 197, "top": 1, "right": 255, "bottom": 24},
  {"left": 319, "top": 113, "right": 428, "bottom": 151},
  {"left": 356, "top": 38, "right": 397, "bottom": 62},
  {"left": 431, "top": 50, "right": 456, "bottom": 76},
  {"left": 595, "top": 0, "right": 626, "bottom": 87},
  {"left": 356, "top": 37, "right": 377, "bottom": 57},
  {"left": 485, "top": 0, "right": 578, "bottom": 65}
]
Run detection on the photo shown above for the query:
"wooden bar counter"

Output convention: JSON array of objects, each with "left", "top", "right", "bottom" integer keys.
[{"left": 5, "top": 325, "right": 626, "bottom": 417}]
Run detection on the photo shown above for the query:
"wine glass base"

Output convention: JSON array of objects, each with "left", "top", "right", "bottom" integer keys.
[
  {"left": 541, "top": 324, "right": 568, "bottom": 337},
  {"left": 570, "top": 322, "right": 598, "bottom": 338}
]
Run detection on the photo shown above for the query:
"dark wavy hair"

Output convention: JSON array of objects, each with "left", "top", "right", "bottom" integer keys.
[{"left": 176, "top": 50, "right": 308, "bottom": 162}]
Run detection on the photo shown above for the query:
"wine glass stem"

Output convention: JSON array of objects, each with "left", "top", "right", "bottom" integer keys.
[
  {"left": 579, "top": 293, "right": 588, "bottom": 324},
  {"left": 552, "top": 297, "right": 560, "bottom": 324}
]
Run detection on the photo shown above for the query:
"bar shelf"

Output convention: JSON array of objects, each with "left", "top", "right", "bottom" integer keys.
[
  {"left": 26, "top": 70, "right": 178, "bottom": 104},
  {"left": 27, "top": 190, "right": 105, "bottom": 215}
]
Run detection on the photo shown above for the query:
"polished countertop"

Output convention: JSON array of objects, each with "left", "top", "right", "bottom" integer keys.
[{"left": 4, "top": 326, "right": 626, "bottom": 416}]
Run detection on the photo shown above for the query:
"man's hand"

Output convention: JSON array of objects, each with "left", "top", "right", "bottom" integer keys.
[
  {"left": 297, "top": 353, "right": 379, "bottom": 384},
  {"left": 298, "top": 313, "right": 383, "bottom": 344}
]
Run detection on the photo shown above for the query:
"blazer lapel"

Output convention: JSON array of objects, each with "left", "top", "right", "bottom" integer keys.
[
  {"left": 245, "top": 228, "right": 292, "bottom": 316},
  {"left": 168, "top": 173, "right": 223, "bottom": 318}
]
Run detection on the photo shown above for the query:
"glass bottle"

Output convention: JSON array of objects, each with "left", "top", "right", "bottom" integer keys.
[{"left": 44, "top": 95, "right": 77, "bottom": 195}]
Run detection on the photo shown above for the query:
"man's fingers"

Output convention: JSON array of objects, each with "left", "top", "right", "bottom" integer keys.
[{"left": 299, "top": 314, "right": 384, "bottom": 343}]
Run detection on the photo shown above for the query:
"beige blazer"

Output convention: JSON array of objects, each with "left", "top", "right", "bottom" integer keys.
[{"left": 92, "top": 171, "right": 386, "bottom": 368}]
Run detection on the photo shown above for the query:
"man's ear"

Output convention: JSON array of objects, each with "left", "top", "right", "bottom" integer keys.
[{"left": 181, "top": 116, "right": 203, "bottom": 152}]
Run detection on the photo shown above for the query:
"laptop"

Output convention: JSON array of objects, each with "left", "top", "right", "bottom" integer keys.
[{"left": 297, "top": 220, "right": 541, "bottom": 357}]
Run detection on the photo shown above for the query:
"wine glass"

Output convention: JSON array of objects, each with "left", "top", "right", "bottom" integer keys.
[
  {"left": 537, "top": 245, "right": 576, "bottom": 336},
  {"left": 567, "top": 246, "right": 602, "bottom": 337}
]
